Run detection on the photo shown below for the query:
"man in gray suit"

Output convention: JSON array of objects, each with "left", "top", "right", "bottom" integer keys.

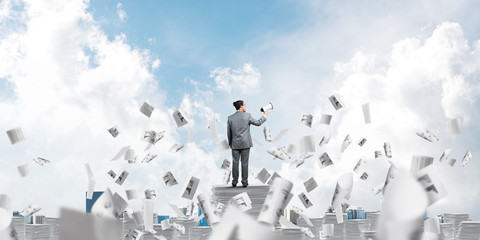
[{"left": 227, "top": 100, "right": 268, "bottom": 187}]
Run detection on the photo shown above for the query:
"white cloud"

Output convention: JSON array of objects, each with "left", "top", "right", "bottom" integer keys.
[
  {"left": 116, "top": 2, "right": 127, "bottom": 22},
  {"left": 210, "top": 63, "right": 261, "bottom": 94}
]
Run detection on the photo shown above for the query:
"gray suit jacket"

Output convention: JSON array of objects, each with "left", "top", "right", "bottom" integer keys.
[{"left": 227, "top": 111, "right": 267, "bottom": 150}]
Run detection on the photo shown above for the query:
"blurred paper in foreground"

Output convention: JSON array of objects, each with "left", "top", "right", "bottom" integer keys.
[{"left": 59, "top": 208, "right": 121, "bottom": 240}]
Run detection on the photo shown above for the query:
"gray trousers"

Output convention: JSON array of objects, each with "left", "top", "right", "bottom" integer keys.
[{"left": 231, "top": 148, "right": 250, "bottom": 185}]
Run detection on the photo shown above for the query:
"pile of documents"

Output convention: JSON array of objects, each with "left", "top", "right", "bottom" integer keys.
[
  {"left": 362, "top": 231, "right": 378, "bottom": 240},
  {"left": 190, "top": 226, "right": 212, "bottom": 240},
  {"left": 44, "top": 217, "right": 60, "bottom": 240},
  {"left": 366, "top": 212, "right": 381, "bottom": 231},
  {"left": 455, "top": 221, "right": 480, "bottom": 239},
  {"left": 323, "top": 213, "right": 347, "bottom": 239},
  {"left": 344, "top": 219, "right": 370, "bottom": 240},
  {"left": 12, "top": 216, "right": 25, "bottom": 240},
  {"left": 25, "top": 224, "right": 51, "bottom": 240},
  {"left": 211, "top": 184, "right": 270, "bottom": 219},
  {"left": 438, "top": 222, "right": 454, "bottom": 240},
  {"left": 442, "top": 213, "right": 469, "bottom": 237}
]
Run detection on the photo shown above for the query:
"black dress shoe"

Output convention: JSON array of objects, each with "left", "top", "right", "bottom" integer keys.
[
  {"left": 232, "top": 183, "right": 237, "bottom": 187},
  {"left": 242, "top": 184, "right": 248, "bottom": 188}
]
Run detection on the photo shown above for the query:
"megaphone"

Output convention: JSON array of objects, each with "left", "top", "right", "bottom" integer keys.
[{"left": 260, "top": 102, "right": 273, "bottom": 112}]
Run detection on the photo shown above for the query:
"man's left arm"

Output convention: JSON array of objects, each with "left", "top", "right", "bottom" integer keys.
[{"left": 248, "top": 114, "right": 267, "bottom": 126}]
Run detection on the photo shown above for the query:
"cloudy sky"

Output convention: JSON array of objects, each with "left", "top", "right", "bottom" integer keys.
[{"left": 1, "top": 0, "right": 480, "bottom": 220}]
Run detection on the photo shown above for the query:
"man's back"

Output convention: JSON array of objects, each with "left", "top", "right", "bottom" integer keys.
[{"left": 227, "top": 111, "right": 266, "bottom": 149}]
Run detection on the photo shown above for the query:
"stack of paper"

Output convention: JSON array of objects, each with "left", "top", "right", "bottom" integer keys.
[
  {"left": 280, "top": 228, "right": 304, "bottom": 239},
  {"left": 12, "top": 217, "right": 25, "bottom": 240},
  {"left": 26, "top": 224, "right": 51, "bottom": 240},
  {"left": 323, "top": 213, "right": 347, "bottom": 240},
  {"left": 211, "top": 184, "right": 270, "bottom": 219},
  {"left": 362, "top": 231, "right": 378, "bottom": 240},
  {"left": 44, "top": 217, "right": 60, "bottom": 240},
  {"left": 345, "top": 219, "right": 370, "bottom": 240},
  {"left": 189, "top": 226, "right": 212, "bottom": 240},
  {"left": 438, "top": 222, "right": 454, "bottom": 240},
  {"left": 366, "top": 212, "right": 381, "bottom": 231},
  {"left": 442, "top": 213, "right": 469, "bottom": 238},
  {"left": 455, "top": 221, "right": 480, "bottom": 239}
]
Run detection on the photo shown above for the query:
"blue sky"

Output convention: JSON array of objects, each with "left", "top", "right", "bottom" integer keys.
[{"left": 1, "top": 0, "right": 480, "bottom": 225}]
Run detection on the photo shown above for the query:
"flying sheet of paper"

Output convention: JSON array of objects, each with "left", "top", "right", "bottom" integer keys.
[
  {"left": 304, "top": 177, "right": 318, "bottom": 192},
  {"left": 208, "top": 118, "right": 218, "bottom": 141},
  {"left": 143, "top": 199, "right": 154, "bottom": 233},
  {"left": 111, "top": 146, "right": 130, "bottom": 161},
  {"left": 291, "top": 206, "right": 313, "bottom": 227},
  {"left": 360, "top": 172, "right": 368, "bottom": 180},
  {"left": 169, "top": 143, "right": 184, "bottom": 153},
  {"left": 263, "top": 126, "right": 272, "bottom": 142},
  {"left": 223, "top": 169, "right": 231, "bottom": 184},
  {"left": 372, "top": 183, "right": 384, "bottom": 195},
  {"left": 375, "top": 150, "right": 383, "bottom": 158},
  {"left": 447, "top": 158, "right": 456, "bottom": 166},
  {"left": 462, "top": 150, "right": 472, "bottom": 167},
  {"left": 378, "top": 169, "right": 428, "bottom": 240},
  {"left": 299, "top": 192, "right": 314, "bottom": 208},
  {"left": 107, "top": 125, "right": 120, "bottom": 138},
  {"left": 179, "top": 176, "right": 200, "bottom": 200},
  {"left": 287, "top": 144, "right": 296, "bottom": 154},
  {"left": 414, "top": 165, "right": 447, "bottom": 206},
  {"left": 173, "top": 108, "right": 190, "bottom": 127},
  {"left": 266, "top": 172, "right": 282, "bottom": 186},
  {"left": 340, "top": 134, "right": 352, "bottom": 153},
  {"left": 353, "top": 159, "right": 366, "bottom": 174},
  {"left": 289, "top": 158, "right": 305, "bottom": 169},
  {"left": 217, "top": 139, "right": 230, "bottom": 152},
  {"left": 17, "top": 164, "right": 29, "bottom": 177},
  {"left": 410, "top": 155, "right": 434, "bottom": 174},
  {"left": 188, "top": 127, "right": 194, "bottom": 143},
  {"left": 319, "top": 133, "right": 331, "bottom": 146},
  {"left": 438, "top": 148, "right": 452, "bottom": 162},
  {"left": 114, "top": 170, "right": 129, "bottom": 185},
  {"left": 278, "top": 216, "right": 300, "bottom": 229},
  {"left": 299, "top": 135, "right": 316, "bottom": 153},
  {"left": 142, "top": 153, "right": 158, "bottom": 163},
  {"left": 256, "top": 168, "right": 271, "bottom": 184},
  {"left": 33, "top": 157, "right": 50, "bottom": 166},
  {"left": 423, "top": 217, "right": 441, "bottom": 234},
  {"left": 20, "top": 203, "right": 41, "bottom": 217},
  {"left": 229, "top": 192, "right": 253, "bottom": 212},
  {"left": 162, "top": 171, "right": 178, "bottom": 187},
  {"left": 124, "top": 228, "right": 144, "bottom": 240},
  {"left": 220, "top": 159, "right": 230, "bottom": 169},
  {"left": 331, "top": 172, "right": 353, "bottom": 223},
  {"left": 317, "top": 152, "right": 334, "bottom": 168},
  {"left": 141, "top": 130, "right": 165, "bottom": 145},
  {"left": 257, "top": 177, "right": 293, "bottom": 226},
  {"left": 6, "top": 127, "right": 25, "bottom": 145},
  {"left": 382, "top": 164, "right": 398, "bottom": 194},
  {"left": 168, "top": 203, "right": 186, "bottom": 219},
  {"left": 87, "top": 178, "right": 95, "bottom": 200},
  {"left": 144, "top": 189, "right": 157, "bottom": 199},
  {"left": 209, "top": 206, "right": 275, "bottom": 240},
  {"left": 266, "top": 146, "right": 290, "bottom": 160},
  {"left": 446, "top": 118, "right": 461, "bottom": 135},
  {"left": 320, "top": 114, "right": 332, "bottom": 125},
  {"left": 172, "top": 223, "right": 185, "bottom": 235},
  {"left": 124, "top": 149, "right": 136, "bottom": 164},
  {"left": 362, "top": 103, "right": 371, "bottom": 124},
  {"left": 384, "top": 142, "right": 392, "bottom": 158},
  {"left": 197, "top": 193, "right": 220, "bottom": 226},
  {"left": 252, "top": 137, "right": 264, "bottom": 147},
  {"left": 300, "top": 114, "right": 313, "bottom": 127},
  {"left": 416, "top": 129, "right": 439, "bottom": 142},
  {"left": 357, "top": 137, "right": 367, "bottom": 147},
  {"left": 112, "top": 193, "right": 128, "bottom": 216},
  {"left": 272, "top": 128, "right": 289, "bottom": 142},
  {"left": 91, "top": 189, "right": 121, "bottom": 219},
  {"left": 132, "top": 211, "right": 145, "bottom": 227},
  {"left": 140, "top": 102, "right": 154, "bottom": 118},
  {"left": 106, "top": 169, "right": 116, "bottom": 181},
  {"left": 58, "top": 208, "right": 122, "bottom": 240},
  {"left": 125, "top": 189, "right": 137, "bottom": 200},
  {"left": 329, "top": 94, "right": 345, "bottom": 110}
]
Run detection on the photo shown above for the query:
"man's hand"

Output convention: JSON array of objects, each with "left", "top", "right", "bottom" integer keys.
[{"left": 264, "top": 110, "right": 269, "bottom": 117}]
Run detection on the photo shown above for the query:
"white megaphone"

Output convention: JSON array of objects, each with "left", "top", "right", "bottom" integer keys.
[{"left": 260, "top": 102, "right": 273, "bottom": 112}]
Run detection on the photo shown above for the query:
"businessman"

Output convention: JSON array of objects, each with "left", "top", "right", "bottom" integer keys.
[{"left": 227, "top": 100, "right": 268, "bottom": 187}]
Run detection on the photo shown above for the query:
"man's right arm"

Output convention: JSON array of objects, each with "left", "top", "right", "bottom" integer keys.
[{"left": 227, "top": 118, "right": 232, "bottom": 147}]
